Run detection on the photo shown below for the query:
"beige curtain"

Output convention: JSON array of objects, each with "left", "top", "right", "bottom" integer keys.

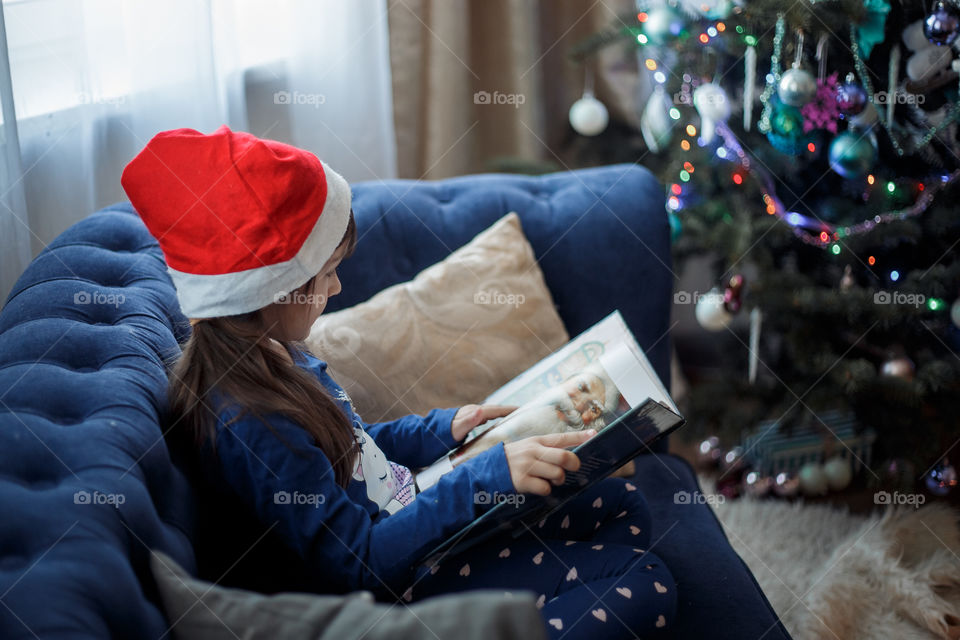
[{"left": 388, "top": 0, "right": 639, "bottom": 179}]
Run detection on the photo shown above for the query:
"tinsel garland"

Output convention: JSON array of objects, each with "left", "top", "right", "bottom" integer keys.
[
  {"left": 716, "top": 123, "right": 960, "bottom": 248},
  {"left": 756, "top": 14, "right": 785, "bottom": 135}
]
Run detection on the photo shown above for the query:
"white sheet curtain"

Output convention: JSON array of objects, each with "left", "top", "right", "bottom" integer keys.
[{"left": 0, "top": 0, "right": 397, "bottom": 305}]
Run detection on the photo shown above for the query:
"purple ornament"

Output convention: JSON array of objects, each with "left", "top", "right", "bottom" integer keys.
[
  {"left": 723, "top": 274, "right": 745, "bottom": 314},
  {"left": 924, "top": 459, "right": 957, "bottom": 496},
  {"left": 836, "top": 79, "right": 868, "bottom": 116},
  {"left": 802, "top": 72, "right": 840, "bottom": 133},
  {"left": 924, "top": 0, "right": 960, "bottom": 46}
]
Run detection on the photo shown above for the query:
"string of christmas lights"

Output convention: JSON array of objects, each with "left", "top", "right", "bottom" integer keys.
[
  {"left": 668, "top": 116, "right": 960, "bottom": 258},
  {"left": 659, "top": 9, "right": 960, "bottom": 254}
]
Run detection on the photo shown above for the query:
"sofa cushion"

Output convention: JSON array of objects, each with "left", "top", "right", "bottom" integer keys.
[
  {"left": 305, "top": 212, "right": 569, "bottom": 422},
  {"left": 337, "top": 165, "right": 675, "bottom": 434},
  {"left": 150, "top": 549, "right": 547, "bottom": 640}
]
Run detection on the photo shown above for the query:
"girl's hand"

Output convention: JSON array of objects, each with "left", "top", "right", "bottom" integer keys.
[
  {"left": 451, "top": 404, "right": 518, "bottom": 442},
  {"left": 503, "top": 430, "right": 596, "bottom": 496}
]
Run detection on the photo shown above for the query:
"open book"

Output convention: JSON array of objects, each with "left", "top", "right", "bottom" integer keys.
[{"left": 412, "top": 310, "right": 685, "bottom": 568}]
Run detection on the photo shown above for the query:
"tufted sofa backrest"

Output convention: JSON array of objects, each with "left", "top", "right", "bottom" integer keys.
[
  {"left": 337, "top": 165, "right": 673, "bottom": 363},
  {"left": 0, "top": 206, "right": 197, "bottom": 638},
  {"left": 0, "top": 164, "right": 671, "bottom": 638}
]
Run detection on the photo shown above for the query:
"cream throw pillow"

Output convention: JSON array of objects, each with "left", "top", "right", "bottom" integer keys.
[{"left": 305, "top": 212, "right": 569, "bottom": 423}]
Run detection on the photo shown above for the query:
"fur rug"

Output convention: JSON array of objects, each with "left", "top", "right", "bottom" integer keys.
[{"left": 702, "top": 480, "right": 960, "bottom": 639}]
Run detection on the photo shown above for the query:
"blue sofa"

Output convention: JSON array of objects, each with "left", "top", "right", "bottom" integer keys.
[{"left": 0, "top": 164, "right": 790, "bottom": 639}]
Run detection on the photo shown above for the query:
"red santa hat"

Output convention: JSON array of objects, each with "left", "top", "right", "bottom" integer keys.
[{"left": 120, "top": 124, "right": 351, "bottom": 318}]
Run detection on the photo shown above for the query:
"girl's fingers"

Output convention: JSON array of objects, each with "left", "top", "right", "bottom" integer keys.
[
  {"left": 514, "top": 430, "right": 593, "bottom": 452},
  {"left": 524, "top": 477, "right": 552, "bottom": 496},
  {"left": 527, "top": 460, "right": 566, "bottom": 486},
  {"left": 529, "top": 445, "right": 581, "bottom": 472},
  {"left": 536, "top": 429, "right": 596, "bottom": 449},
  {"left": 479, "top": 404, "right": 519, "bottom": 421}
]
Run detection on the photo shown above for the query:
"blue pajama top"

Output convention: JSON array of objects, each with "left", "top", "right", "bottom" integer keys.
[{"left": 199, "top": 348, "right": 516, "bottom": 597}]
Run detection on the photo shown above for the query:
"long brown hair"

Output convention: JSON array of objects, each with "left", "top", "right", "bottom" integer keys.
[{"left": 166, "top": 212, "right": 359, "bottom": 487}]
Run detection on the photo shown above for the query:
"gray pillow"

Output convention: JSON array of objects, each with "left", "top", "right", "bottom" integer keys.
[{"left": 149, "top": 550, "right": 548, "bottom": 640}]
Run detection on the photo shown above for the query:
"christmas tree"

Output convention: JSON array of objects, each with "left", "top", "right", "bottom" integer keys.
[{"left": 570, "top": 0, "right": 960, "bottom": 495}]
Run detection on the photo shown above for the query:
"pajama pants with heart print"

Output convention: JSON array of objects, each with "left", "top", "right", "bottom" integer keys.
[{"left": 404, "top": 476, "right": 678, "bottom": 639}]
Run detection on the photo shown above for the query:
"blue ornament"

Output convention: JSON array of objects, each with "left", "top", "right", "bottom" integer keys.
[
  {"left": 836, "top": 79, "right": 868, "bottom": 116},
  {"left": 829, "top": 130, "right": 877, "bottom": 179},
  {"left": 766, "top": 102, "right": 817, "bottom": 155},
  {"left": 925, "top": 0, "right": 960, "bottom": 46},
  {"left": 669, "top": 211, "right": 682, "bottom": 242}
]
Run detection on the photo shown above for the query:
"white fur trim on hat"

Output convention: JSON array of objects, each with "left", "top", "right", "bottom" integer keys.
[{"left": 168, "top": 162, "right": 351, "bottom": 318}]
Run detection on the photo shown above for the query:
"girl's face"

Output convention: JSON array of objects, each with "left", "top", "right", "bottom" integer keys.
[{"left": 260, "top": 245, "right": 346, "bottom": 342}]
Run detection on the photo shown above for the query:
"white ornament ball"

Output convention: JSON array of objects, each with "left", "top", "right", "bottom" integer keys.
[
  {"left": 643, "top": 5, "right": 685, "bottom": 45},
  {"left": 569, "top": 95, "right": 609, "bottom": 136},
  {"left": 693, "top": 82, "right": 731, "bottom": 121},
  {"left": 693, "top": 82, "right": 731, "bottom": 144},
  {"left": 950, "top": 297, "right": 960, "bottom": 328},
  {"left": 694, "top": 288, "right": 732, "bottom": 331},
  {"left": 823, "top": 456, "right": 853, "bottom": 491},
  {"left": 903, "top": 19, "right": 935, "bottom": 51},
  {"left": 798, "top": 462, "right": 829, "bottom": 496},
  {"left": 906, "top": 45, "right": 954, "bottom": 82}
]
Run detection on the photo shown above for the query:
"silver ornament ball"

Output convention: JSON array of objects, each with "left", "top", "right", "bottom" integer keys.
[
  {"left": 881, "top": 356, "right": 915, "bottom": 380},
  {"left": 778, "top": 67, "right": 817, "bottom": 107},
  {"left": 798, "top": 462, "right": 829, "bottom": 496},
  {"left": 823, "top": 456, "right": 853, "bottom": 491}
]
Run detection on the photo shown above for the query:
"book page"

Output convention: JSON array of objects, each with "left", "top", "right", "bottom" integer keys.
[
  {"left": 483, "top": 310, "right": 676, "bottom": 415},
  {"left": 450, "top": 347, "right": 632, "bottom": 465},
  {"left": 416, "top": 347, "right": 632, "bottom": 492}
]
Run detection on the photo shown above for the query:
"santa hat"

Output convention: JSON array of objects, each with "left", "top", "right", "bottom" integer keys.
[{"left": 120, "top": 124, "right": 351, "bottom": 318}]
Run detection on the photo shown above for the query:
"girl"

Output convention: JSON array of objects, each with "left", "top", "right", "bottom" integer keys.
[{"left": 122, "top": 125, "right": 677, "bottom": 639}]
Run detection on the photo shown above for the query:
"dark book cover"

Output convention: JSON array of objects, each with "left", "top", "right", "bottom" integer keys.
[{"left": 417, "top": 399, "right": 685, "bottom": 569}]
